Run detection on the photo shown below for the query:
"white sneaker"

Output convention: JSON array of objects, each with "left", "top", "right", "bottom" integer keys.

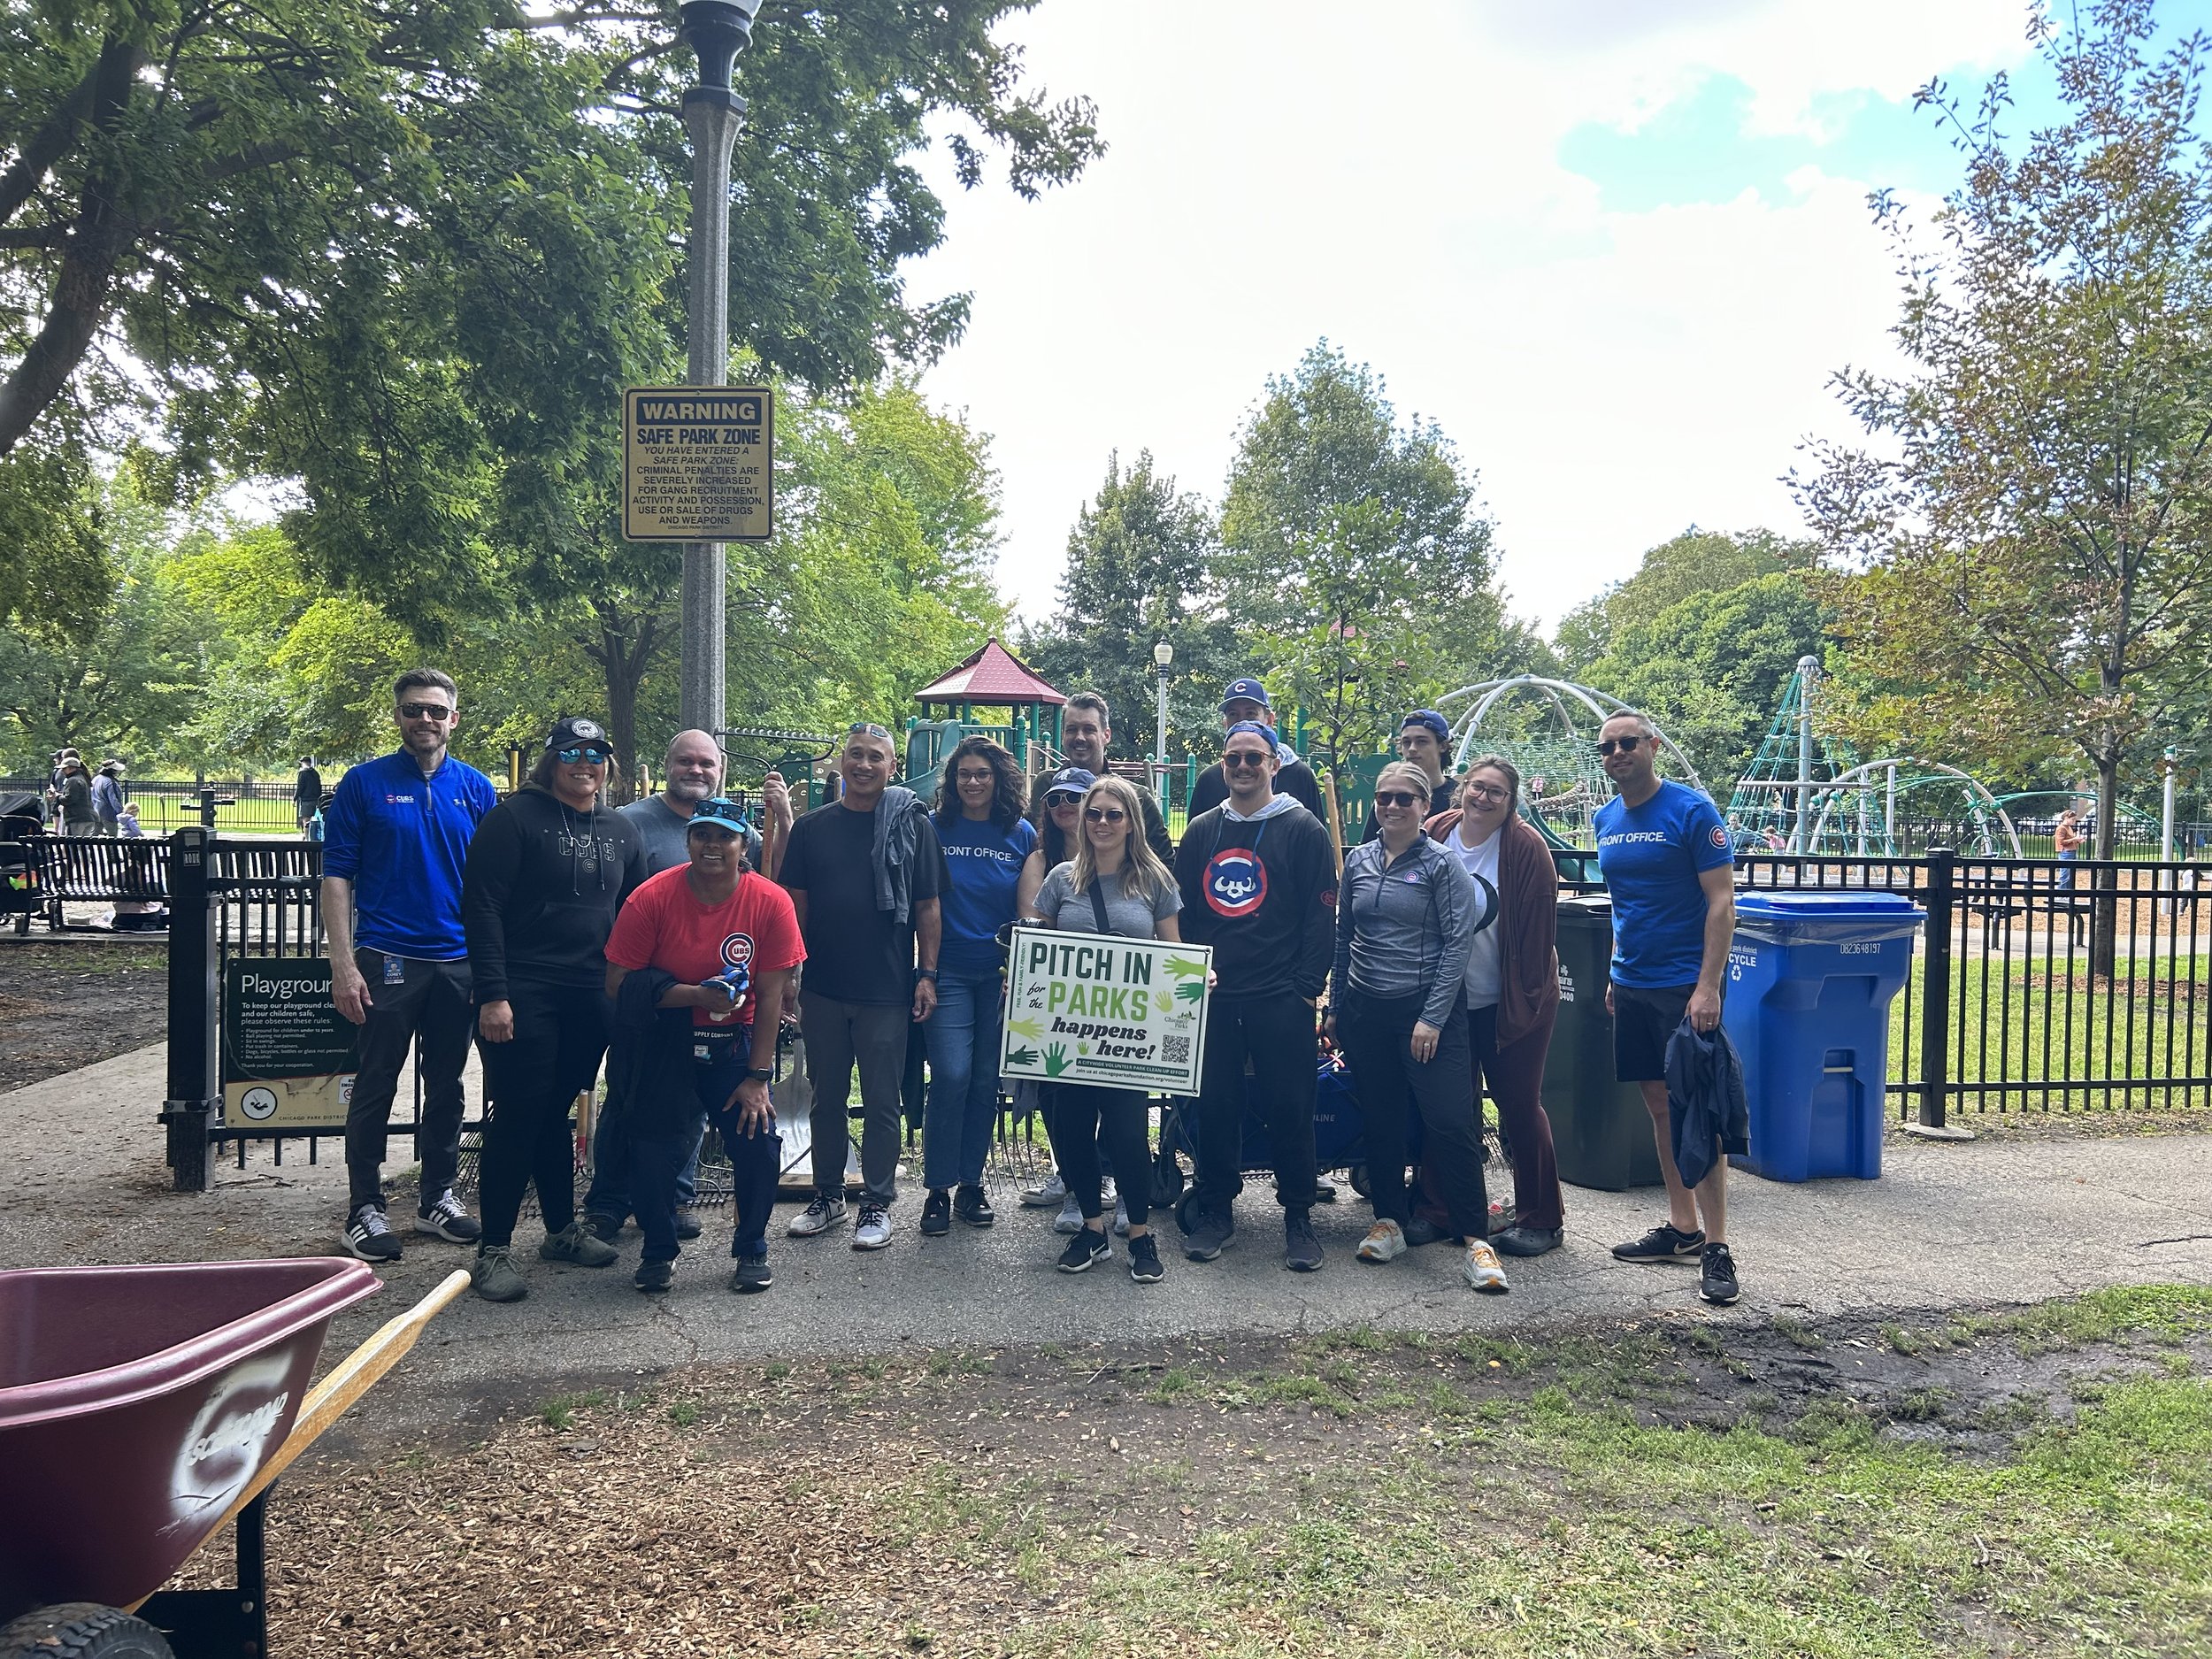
[
  {"left": 1053, "top": 1192, "right": 1084, "bottom": 1234},
  {"left": 1463, "top": 1240, "right": 1509, "bottom": 1294},
  {"left": 787, "top": 1194, "right": 848, "bottom": 1238},
  {"left": 852, "top": 1204, "right": 893, "bottom": 1251},
  {"left": 1356, "top": 1219, "right": 1407, "bottom": 1263},
  {"left": 1113, "top": 1194, "right": 1130, "bottom": 1237},
  {"left": 1022, "top": 1172, "right": 1067, "bottom": 1208}
]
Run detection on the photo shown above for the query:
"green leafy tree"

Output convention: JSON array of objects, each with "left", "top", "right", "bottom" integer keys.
[{"left": 1555, "top": 526, "right": 1818, "bottom": 675}]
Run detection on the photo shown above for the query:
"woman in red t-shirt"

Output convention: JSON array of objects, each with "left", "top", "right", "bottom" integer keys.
[{"left": 605, "top": 798, "right": 805, "bottom": 1294}]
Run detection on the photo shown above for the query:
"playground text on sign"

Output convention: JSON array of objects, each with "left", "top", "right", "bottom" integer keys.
[
  {"left": 622, "top": 386, "right": 775, "bottom": 542},
  {"left": 221, "top": 957, "right": 357, "bottom": 1131},
  {"left": 999, "top": 926, "right": 1211, "bottom": 1094}
]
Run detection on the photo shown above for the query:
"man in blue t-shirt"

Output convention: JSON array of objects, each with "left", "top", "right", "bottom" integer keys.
[
  {"left": 1591, "top": 709, "right": 1741, "bottom": 1306},
  {"left": 321, "top": 668, "right": 500, "bottom": 1264}
]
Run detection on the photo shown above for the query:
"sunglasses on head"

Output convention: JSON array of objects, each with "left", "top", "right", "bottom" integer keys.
[
  {"left": 1597, "top": 734, "right": 1645, "bottom": 756},
  {"left": 1083, "top": 806, "right": 1128, "bottom": 823},
  {"left": 1222, "top": 751, "right": 1271, "bottom": 769},
  {"left": 1374, "top": 790, "right": 1423, "bottom": 809},
  {"left": 398, "top": 702, "right": 453, "bottom": 721},
  {"left": 557, "top": 745, "right": 611, "bottom": 764}
]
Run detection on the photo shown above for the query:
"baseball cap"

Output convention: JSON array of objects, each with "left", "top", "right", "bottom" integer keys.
[
  {"left": 1219, "top": 677, "right": 1271, "bottom": 712},
  {"left": 1224, "top": 721, "right": 1274, "bottom": 745},
  {"left": 1045, "top": 767, "right": 1096, "bottom": 800},
  {"left": 545, "top": 715, "right": 611, "bottom": 752},
  {"left": 687, "top": 796, "right": 749, "bottom": 835},
  {"left": 1400, "top": 710, "right": 1449, "bottom": 743}
]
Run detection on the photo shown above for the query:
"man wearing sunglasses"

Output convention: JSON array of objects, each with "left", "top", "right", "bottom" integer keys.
[
  {"left": 323, "top": 668, "right": 500, "bottom": 1263},
  {"left": 1359, "top": 710, "right": 1457, "bottom": 843},
  {"left": 1187, "top": 678, "right": 1325, "bottom": 820},
  {"left": 1592, "top": 710, "right": 1743, "bottom": 1305}
]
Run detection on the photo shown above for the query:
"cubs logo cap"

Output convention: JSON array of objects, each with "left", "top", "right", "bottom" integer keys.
[
  {"left": 546, "top": 715, "right": 611, "bottom": 751},
  {"left": 1219, "top": 677, "right": 1271, "bottom": 711}
]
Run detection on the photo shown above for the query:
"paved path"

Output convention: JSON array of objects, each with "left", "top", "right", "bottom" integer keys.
[{"left": 4, "top": 1045, "right": 2208, "bottom": 1430}]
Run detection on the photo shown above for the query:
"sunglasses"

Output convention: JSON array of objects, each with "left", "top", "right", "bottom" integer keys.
[
  {"left": 557, "top": 745, "right": 611, "bottom": 764},
  {"left": 1597, "top": 734, "right": 1645, "bottom": 756},
  {"left": 398, "top": 702, "right": 453, "bottom": 721},
  {"left": 1222, "top": 752, "right": 1271, "bottom": 769},
  {"left": 1374, "top": 790, "right": 1424, "bottom": 809},
  {"left": 1083, "top": 806, "right": 1128, "bottom": 824}
]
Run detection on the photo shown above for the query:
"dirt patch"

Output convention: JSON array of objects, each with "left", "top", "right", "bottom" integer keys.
[{"left": 0, "top": 939, "right": 168, "bottom": 1091}]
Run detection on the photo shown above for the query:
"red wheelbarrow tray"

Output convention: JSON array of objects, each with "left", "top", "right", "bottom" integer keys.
[{"left": 0, "top": 1257, "right": 381, "bottom": 1625}]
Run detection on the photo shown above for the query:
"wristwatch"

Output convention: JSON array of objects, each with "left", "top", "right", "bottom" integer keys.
[
  {"left": 918, "top": 967, "right": 940, "bottom": 980},
  {"left": 747, "top": 1067, "right": 773, "bottom": 1082}
]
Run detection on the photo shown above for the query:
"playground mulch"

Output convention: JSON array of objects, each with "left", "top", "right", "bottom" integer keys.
[{"left": 0, "top": 938, "right": 168, "bottom": 1092}]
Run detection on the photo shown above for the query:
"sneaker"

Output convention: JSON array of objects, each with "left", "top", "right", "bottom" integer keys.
[
  {"left": 471, "top": 1244, "right": 526, "bottom": 1302},
  {"left": 1612, "top": 1222, "right": 1706, "bottom": 1262},
  {"left": 921, "top": 1189, "right": 952, "bottom": 1236},
  {"left": 787, "top": 1194, "right": 849, "bottom": 1238},
  {"left": 540, "top": 1222, "right": 619, "bottom": 1267},
  {"left": 1356, "top": 1219, "right": 1407, "bottom": 1264},
  {"left": 1113, "top": 1195, "right": 1131, "bottom": 1237},
  {"left": 729, "top": 1250, "right": 773, "bottom": 1294},
  {"left": 1700, "top": 1241, "right": 1741, "bottom": 1305},
  {"left": 1056, "top": 1229, "right": 1111, "bottom": 1274},
  {"left": 1283, "top": 1210, "right": 1324, "bottom": 1273},
  {"left": 582, "top": 1212, "right": 624, "bottom": 1245},
  {"left": 1181, "top": 1202, "right": 1233, "bottom": 1263},
  {"left": 1127, "top": 1233, "right": 1164, "bottom": 1284},
  {"left": 1402, "top": 1216, "right": 1448, "bottom": 1248},
  {"left": 955, "top": 1184, "right": 995, "bottom": 1228},
  {"left": 1023, "top": 1171, "right": 1068, "bottom": 1207},
  {"left": 675, "top": 1207, "right": 703, "bottom": 1242},
  {"left": 852, "top": 1205, "right": 893, "bottom": 1251},
  {"left": 1053, "top": 1192, "right": 1085, "bottom": 1235},
  {"left": 1492, "top": 1225, "right": 1563, "bottom": 1258},
  {"left": 414, "top": 1188, "right": 480, "bottom": 1243},
  {"left": 342, "top": 1203, "right": 402, "bottom": 1264},
  {"left": 1022, "top": 1171, "right": 1068, "bottom": 1208},
  {"left": 634, "top": 1259, "right": 674, "bottom": 1294},
  {"left": 1463, "top": 1240, "right": 1509, "bottom": 1294}
]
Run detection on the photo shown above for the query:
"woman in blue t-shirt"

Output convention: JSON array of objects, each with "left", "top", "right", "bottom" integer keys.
[{"left": 922, "top": 736, "right": 1038, "bottom": 1236}]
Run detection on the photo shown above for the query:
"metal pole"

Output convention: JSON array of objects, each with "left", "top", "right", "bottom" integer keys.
[
  {"left": 2162, "top": 745, "right": 2177, "bottom": 861},
  {"left": 1793, "top": 655, "right": 1819, "bottom": 853},
  {"left": 1886, "top": 760, "right": 1898, "bottom": 856},
  {"left": 161, "top": 826, "right": 220, "bottom": 1191},
  {"left": 1156, "top": 668, "right": 1170, "bottom": 805},
  {"left": 1908, "top": 846, "right": 1972, "bottom": 1139}
]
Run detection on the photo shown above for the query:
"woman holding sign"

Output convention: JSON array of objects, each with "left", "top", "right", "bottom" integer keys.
[{"left": 1029, "top": 774, "right": 1186, "bottom": 1284}]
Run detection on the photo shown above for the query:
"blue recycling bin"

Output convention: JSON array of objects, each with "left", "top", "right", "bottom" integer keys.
[{"left": 1722, "top": 891, "right": 1923, "bottom": 1182}]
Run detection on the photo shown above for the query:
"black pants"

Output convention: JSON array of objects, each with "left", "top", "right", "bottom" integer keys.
[
  {"left": 1193, "top": 993, "right": 1319, "bottom": 1211},
  {"left": 632, "top": 1028, "right": 782, "bottom": 1266},
  {"left": 477, "top": 982, "right": 611, "bottom": 1249},
  {"left": 1046, "top": 1084, "right": 1151, "bottom": 1228},
  {"left": 1338, "top": 986, "right": 1487, "bottom": 1240},
  {"left": 344, "top": 949, "right": 473, "bottom": 1214}
]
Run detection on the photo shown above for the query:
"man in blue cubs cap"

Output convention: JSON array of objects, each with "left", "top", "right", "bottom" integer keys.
[
  {"left": 1187, "top": 677, "right": 1324, "bottom": 819},
  {"left": 1360, "top": 710, "right": 1458, "bottom": 843}
]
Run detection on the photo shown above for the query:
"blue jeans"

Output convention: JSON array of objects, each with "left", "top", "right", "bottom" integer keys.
[
  {"left": 922, "top": 970, "right": 1003, "bottom": 1189},
  {"left": 584, "top": 1081, "right": 706, "bottom": 1222},
  {"left": 632, "top": 1028, "right": 781, "bottom": 1265}
]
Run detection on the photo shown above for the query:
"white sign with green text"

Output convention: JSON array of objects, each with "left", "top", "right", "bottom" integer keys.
[{"left": 999, "top": 926, "right": 1212, "bottom": 1093}]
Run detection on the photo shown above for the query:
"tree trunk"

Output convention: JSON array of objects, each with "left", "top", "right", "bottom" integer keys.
[
  {"left": 2090, "top": 751, "right": 2121, "bottom": 980},
  {"left": 583, "top": 602, "right": 662, "bottom": 807}
]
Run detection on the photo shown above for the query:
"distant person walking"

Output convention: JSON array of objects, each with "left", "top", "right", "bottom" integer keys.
[
  {"left": 294, "top": 757, "right": 324, "bottom": 832},
  {"left": 2055, "top": 808, "right": 2083, "bottom": 892},
  {"left": 778, "top": 723, "right": 946, "bottom": 1252},
  {"left": 322, "top": 669, "right": 499, "bottom": 1264},
  {"left": 90, "top": 761, "right": 126, "bottom": 835},
  {"left": 57, "top": 757, "right": 96, "bottom": 838},
  {"left": 462, "top": 717, "right": 645, "bottom": 1302},
  {"left": 1187, "top": 679, "right": 1324, "bottom": 819},
  {"left": 923, "top": 735, "right": 1035, "bottom": 1238},
  {"left": 1593, "top": 710, "right": 1742, "bottom": 1306}
]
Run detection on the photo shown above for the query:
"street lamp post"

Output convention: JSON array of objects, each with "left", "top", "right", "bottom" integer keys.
[
  {"left": 1152, "top": 640, "right": 1173, "bottom": 806},
  {"left": 676, "top": 1, "right": 760, "bottom": 736}
]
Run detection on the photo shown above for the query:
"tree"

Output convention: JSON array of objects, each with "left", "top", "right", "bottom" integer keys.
[
  {"left": 1555, "top": 526, "right": 1818, "bottom": 675},
  {"left": 1794, "top": 0, "right": 2212, "bottom": 972},
  {"left": 1023, "top": 450, "right": 1236, "bottom": 760},
  {"left": 1218, "top": 342, "right": 1523, "bottom": 764}
]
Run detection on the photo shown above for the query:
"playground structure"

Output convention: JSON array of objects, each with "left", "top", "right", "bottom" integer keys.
[{"left": 1726, "top": 656, "right": 1858, "bottom": 851}]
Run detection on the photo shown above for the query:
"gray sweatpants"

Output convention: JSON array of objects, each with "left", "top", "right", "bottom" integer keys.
[{"left": 800, "top": 988, "right": 910, "bottom": 1205}]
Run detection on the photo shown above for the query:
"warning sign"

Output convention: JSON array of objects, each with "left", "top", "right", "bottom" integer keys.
[
  {"left": 622, "top": 386, "right": 775, "bottom": 542},
  {"left": 222, "top": 957, "right": 357, "bottom": 1131}
]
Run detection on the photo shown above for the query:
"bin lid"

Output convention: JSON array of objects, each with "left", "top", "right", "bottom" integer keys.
[{"left": 1735, "top": 888, "right": 1922, "bottom": 944}]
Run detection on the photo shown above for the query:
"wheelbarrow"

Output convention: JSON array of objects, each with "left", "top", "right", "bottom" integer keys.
[{"left": 0, "top": 1258, "right": 471, "bottom": 1658}]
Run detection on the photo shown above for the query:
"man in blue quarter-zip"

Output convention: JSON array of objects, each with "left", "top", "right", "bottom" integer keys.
[{"left": 322, "top": 668, "right": 500, "bottom": 1264}]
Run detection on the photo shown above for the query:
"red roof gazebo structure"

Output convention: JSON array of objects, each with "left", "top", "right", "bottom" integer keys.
[{"left": 910, "top": 639, "right": 1066, "bottom": 764}]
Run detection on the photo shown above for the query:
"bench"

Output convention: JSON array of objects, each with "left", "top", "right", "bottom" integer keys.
[{"left": 31, "top": 834, "right": 171, "bottom": 931}]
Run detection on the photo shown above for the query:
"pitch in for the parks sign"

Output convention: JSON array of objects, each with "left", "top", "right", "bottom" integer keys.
[
  {"left": 999, "top": 926, "right": 1212, "bottom": 1094},
  {"left": 622, "top": 386, "right": 774, "bottom": 542}
]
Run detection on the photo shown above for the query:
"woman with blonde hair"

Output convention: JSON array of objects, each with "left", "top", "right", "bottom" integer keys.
[{"left": 1028, "top": 773, "right": 1185, "bottom": 1283}]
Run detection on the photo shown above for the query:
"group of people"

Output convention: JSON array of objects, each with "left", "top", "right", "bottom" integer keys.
[
  {"left": 44, "top": 749, "right": 134, "bottom": 836},
  {"left": 324, "top": 665, "right": 1744, "bottom": 1311}
]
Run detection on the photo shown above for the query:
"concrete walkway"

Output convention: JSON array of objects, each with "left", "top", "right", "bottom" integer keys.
[{"left": 4, "top": 1045, "right": 2208, "bottom": 1415}]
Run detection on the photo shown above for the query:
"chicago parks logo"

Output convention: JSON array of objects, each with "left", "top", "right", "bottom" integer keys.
[{"left": 1204, "top": 848, "right": 1267, "bottom": 918}]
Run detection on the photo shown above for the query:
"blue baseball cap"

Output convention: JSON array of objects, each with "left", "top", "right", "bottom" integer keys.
[
  {"left": 1045, "top": 767, "right": 1095, "bottom": 799},
  {"left": 687, "top": 796, "right": 749, "bottom": 836},
  {"left": 1401, "top": 710, "right": 1449, "bottom": 743},
  {"left": 1224, "top": 721, "right": 1274, "bottom": 745},
  {"left": 1220, "top": 677, "right": 1271, "bottom": 712}
]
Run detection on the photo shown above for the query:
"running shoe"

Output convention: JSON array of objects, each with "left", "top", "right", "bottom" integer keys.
[
  {"left": 787, "top": 1194, "right": 849, "bottom": 1238},
  {"left": 1356, "top": 1219, "right": 1407, "bottom": 1263},
  {"left": 343, "top": 1203, "right": 402, "bottom": 1264},
  {"left": 1611, "top": 1222, "right": 1706, "bottom": 1262}
]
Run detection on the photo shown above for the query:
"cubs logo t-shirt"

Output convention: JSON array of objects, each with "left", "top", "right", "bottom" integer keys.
[
  {"left": 1593, "top": 778, "right": 1733, "bottom": 989},
  {"left": 606, "top": 864, "right": 805, "bottom": 1026}
]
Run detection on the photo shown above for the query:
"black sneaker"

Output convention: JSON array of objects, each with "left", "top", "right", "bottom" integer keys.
[
  {"left": 1700, "top": 1242, "right": 1741, "bottom": 1305},
  {"left": 342, "top": 1203, "right": 402, "bottom": 1263},
  {"left": 1612, "top": 1222, "right": 1706, "bottom": 1262},
  {"left": 1056, "top": 1230, "right": 1110, "bottom": 1274},
  {"left": 921, "top": 1189, "right": 952, "bottom": 1235},
  {"left": 634, "top": 1259, "right": 674, "bottom": 1294},
  {"left": 729, "top": 1250, "right": 772, "bottom": 1294},
  {"left": 1402, "top": 1216, "right": 1449, "bottom": 1248},
  {"left": 1127, "top": 1233, "right": 1164, "bottom": 1284},
  {"left": 954, "top": 1183, "right": 995, "bottom": 1228},
  {"left": 1181, "top": 1201, "right": 1233, "bottom": 1263},
  {"left": 414, "top": 1188, "right": 480, "bottom": 1243},
  {"left": 582, "top": 1212, "right": 624, "bottom": 1245},
  {"left": 1283, "top": 1209, "right": 1325, "bottom": 1273},
  {"left": 675, "top": 1207, "right": 703, "bottom": 1241}
]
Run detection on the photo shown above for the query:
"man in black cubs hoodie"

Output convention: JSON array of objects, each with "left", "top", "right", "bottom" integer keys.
[
  {"left": 461, "top": 716, "right": 648, "bottom": 1303},
  {"left": 1173, "top": 722, "right": 1336, "bottom": 1273}
]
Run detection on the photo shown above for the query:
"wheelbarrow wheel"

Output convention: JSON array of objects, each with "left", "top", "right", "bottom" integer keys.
[
  {"left": 1347, "top": 1162, "right": 1371, "bottom": 1199},
  {"left": 0, "top": 1603, "right": 176, "bottom": 1659}
]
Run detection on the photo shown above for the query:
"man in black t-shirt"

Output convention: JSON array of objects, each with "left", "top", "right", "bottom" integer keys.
[
  {"left": 1027, "top": 689, "right": 1173, "bottom": 864},
  {"left": 294, "top": 757, "right": 324, "bottom": 831},
  {"left": 1187, "top": 678, "right": 1325, "bottom": 820},
  {"left": 779, "top": 723, "right": 946, "bottom": 1251}
]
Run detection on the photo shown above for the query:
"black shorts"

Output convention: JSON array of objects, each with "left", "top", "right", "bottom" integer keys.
[{"left": 1611, "top": 981, "right": 1695, "bottom": 1083}]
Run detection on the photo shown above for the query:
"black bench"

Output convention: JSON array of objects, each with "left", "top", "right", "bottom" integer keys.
[{"left": 31, "top": 834, "right": 171, "bottom": 931}]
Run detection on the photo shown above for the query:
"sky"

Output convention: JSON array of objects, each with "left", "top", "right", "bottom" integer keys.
[{"left": 904, "top": 0, "right": 2124, "bottom": 637}]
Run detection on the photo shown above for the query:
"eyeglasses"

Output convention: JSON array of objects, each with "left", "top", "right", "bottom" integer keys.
[
  {"left": 1374, "top": 790, "right": 1423, "bottom": 809},
  {"left": 557, "top": 746, "right": 611, "bottom": 764},
  {"left": 1597, "top": 735, "right": 1645, "bottom": 756},
  {"left": 398, "top": 702, "right": 453, "bottom": 721},
  {"left": 1223, "top": 752, "right": 1271, "bottom": 770},
  {"left": 955, "top": 769, "right": 995, "bottom": 785},
  {"left": 1083, "top": 806, "right": 1128, "bottom": 824},
  {"left": 1464, "top": 783, "right": 1509, "bottom": 803}
]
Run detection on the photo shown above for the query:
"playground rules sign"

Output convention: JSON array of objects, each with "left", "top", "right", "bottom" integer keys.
[
  {"left": 221, "top": 957, "right": 357, "bottom": 1131},
  {"left": 999, "top": 926, "right": 1212, "bottom": 1094},
  {"left": 622, "top": 386, "right": 775, "bottom": 542}
]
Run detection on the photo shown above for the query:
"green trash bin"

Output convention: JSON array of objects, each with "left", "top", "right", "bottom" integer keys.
[{"left": 1543, "top": 895, "right": 1663, "bottom": 1191}]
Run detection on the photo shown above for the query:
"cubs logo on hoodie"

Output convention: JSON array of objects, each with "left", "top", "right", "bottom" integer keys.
[{"left": 1204, "top": 847, "right": 1268, "bottom": 918}]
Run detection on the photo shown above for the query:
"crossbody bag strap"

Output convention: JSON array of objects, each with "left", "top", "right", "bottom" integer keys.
[{"left": 1088, "top": 872, "right": 1111, "bottom": 933}]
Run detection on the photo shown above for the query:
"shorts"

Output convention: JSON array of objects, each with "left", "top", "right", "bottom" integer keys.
[{"left": 1610, "top": 982, "right": 1696, "bottom": 1083}]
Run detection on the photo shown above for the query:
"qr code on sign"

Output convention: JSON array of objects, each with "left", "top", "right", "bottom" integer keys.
[{"left": 1162, "top": 1035, "right": 1191, "bottom": 1065}]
